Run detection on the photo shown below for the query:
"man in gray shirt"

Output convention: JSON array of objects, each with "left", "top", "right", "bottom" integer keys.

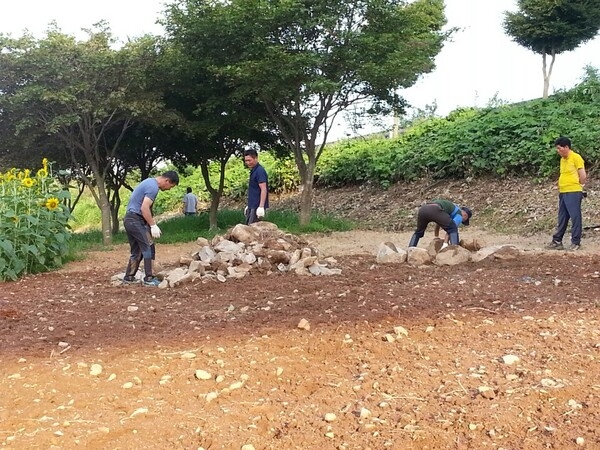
[
  {"left": 183, "top": 187, "right": 198, "bottom": 216},
  {"left": 122, "top": 171, "right": 179, "bottom": 287}
]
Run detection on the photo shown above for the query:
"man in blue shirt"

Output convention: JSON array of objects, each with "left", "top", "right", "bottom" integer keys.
[
  {"left": 122, "top": 170, "right": 179, "bottom": 286},
  {"left": 408, "top": 199, "right": 472, "bottom": 248},
  {"left": 243, "top": 149, "right": 269, "bottom": 224}
]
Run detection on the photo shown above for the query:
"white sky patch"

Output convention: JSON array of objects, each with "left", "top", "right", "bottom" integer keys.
[{"left": 1, "top": 0, "right": 598, "bottom": 141}]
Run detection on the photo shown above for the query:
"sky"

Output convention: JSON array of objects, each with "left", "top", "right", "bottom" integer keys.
[{"left": 1, "top": 0, "right": 599, "bottom": 140}]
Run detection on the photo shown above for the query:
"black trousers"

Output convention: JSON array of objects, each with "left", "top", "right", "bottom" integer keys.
[
  {"left": 414, "top": 203, "right": 458, "bottom": 237},
  {"left": 123, "top": 212, "right": 155, "bottom": 279}
]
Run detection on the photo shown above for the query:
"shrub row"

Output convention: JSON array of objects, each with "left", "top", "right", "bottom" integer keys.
[{"left": 316, "top": 71, "right": 600, "bottom": 186}]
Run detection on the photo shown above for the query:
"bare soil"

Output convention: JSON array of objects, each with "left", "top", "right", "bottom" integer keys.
[{"left": 3, "top": 223, "right": 600, "bottom": 449}]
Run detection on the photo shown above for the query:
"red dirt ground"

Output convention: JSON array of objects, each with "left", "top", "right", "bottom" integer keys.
[{"left": 2, "top": 232, "right": 600, "bottom": 449}]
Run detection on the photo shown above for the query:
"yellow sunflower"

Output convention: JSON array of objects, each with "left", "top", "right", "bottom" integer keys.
[
  {"left": 37, "top": 168, "right": 48, "bottom": 178},
  {"left": 45, "top": 197, "right": 60, "bottom": 210},
  {"left": 42, "top": 158, "right": 48, "bottom": 170},
  {"left": 21, "top": 177, "right": 36, "bottom": 188}
]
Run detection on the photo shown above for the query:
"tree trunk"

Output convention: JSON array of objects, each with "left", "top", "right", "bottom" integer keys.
[
  {"left": 200, "top": 158, "right": 227, "bottom": 231},
  {"left": 298, "top": 157, "right": 316, "bottom": 226},
  {"left": 542, "top": 52, "right": 556, "bottom": 99},
  {"left": 110, "top": 191, "right": 121, "bottom": 235},
  {"left": 299, "top": 180, "right": 313, "bottom": 226},
  {"left": 209, "top": 192, "right": 221, "bottom": 230},
  {"left": 99, "top": 190, "right": 113, "bottom": 245}
]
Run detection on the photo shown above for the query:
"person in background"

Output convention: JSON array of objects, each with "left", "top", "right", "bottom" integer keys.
[
  {"left": 408, "top": 199, "right": 472, "bottom": 248},
  {"left": 243, "top": 149, "right": 269, "bottom": 224},
  {"left": 547, "top": 136, "right": 586, "bottom": 251},
  {"left": 182, "top": 187, "right": 198, "bottom": 216},
  {"left": 122, "top": 171, "right": 179, "bottom": 287}
]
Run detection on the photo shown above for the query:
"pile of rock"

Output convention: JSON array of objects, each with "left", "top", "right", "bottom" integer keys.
[
  {"left": 376, "top": 237, "right": 521, "bottom": 266},
  {"left": 112, "top": 221, "right": 341, "bottom": 288}
]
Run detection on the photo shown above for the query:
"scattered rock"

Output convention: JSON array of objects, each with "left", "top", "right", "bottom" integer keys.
[
  {"left": 205, "top": 392, "right": 218, "bottom": 402},
  {"left": 195, "top": 370, "right": 212, "bottom": 380},
  {"left": 393, "top": 326, "right": 409, "bottom": 337},
  {"left": 376, "top": 242, "right": 407, "bottom": 264},
  {"left": 478, "top": 386, "right": 496, "bottom": 399},
  {"left": 324, "top": 413, "right": 337, "bottom": 422},
  {"left": 501, "top": 354, "right": 520, "bottom": 365},
  {"left": 407, "top": 247, "right": 432, "bottom": 266},
  {"left": 297, "top": 318, "right": 310, "bottom": 330},
  {"left": 89, "top": 364, "right": 103, "bottom": 376},
  {"left": 435, "top": 245, "right": 471, "bottom": 266},
  {"left": 359, "top": 407, "right": 372, "bottom": 419}
]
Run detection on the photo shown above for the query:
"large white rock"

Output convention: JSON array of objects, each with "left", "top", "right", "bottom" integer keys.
[
  {"left": 376, "top": 242, "right": 407, "bottom": 264},
  {"left": 197, "top": 246, "right": 217, "bottom": 263},
  {"left": 407, "top": 247, "right": 431, "bottom": 266},
  {"left": 471, "top": 245, "right": 521, "bottom": 262},
  {"left": 214, "top": 239, "right": 243, "bottom": 254},
  {"left": 427, "top": 238, "right": 445, "bottom": 258},
  {"left": 229, "top": 224, "right": 259, "bottom": 243},
  {"left": 471, "top": 245, "right": 502, "bottom": 262},
  {"left": 493, "top": 245, "right": 521, "bottom": 260},
  {"left": 167, "top": 267, "right": 192, "bottom": 287},
  {"left": 435, "top": 245, "right": 471, "bottom": 266}
]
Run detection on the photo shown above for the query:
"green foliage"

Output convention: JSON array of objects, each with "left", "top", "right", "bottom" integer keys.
[
  {"left": 152, "top": 153, "right": 299, "bottom": 215},
  {"left": 164, "top": 0, "right": 450, "bottom": 224},
  {"left": 68, "top": 209, "right": 353, "bottom": 252},
  {"left": 0, "top": 160, "right": 72, "bottom": 280},
  {"left": 504, "top": 0, "right": 600, "bottom": 55},
  {"left": 316, "top": 74, "right": 600, "bottom": 185},
  {"left": 69, "top": 153, "right": 300, "bottom": 232},
  {"left": 0, "top": 26, "right": 167, "bottom": 244}
]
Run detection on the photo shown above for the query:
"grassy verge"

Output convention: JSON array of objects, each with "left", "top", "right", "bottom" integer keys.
[{"left": 66, "top": 209, "right": 354, "bottom": 259}]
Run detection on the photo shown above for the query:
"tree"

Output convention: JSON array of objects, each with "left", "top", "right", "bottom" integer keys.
[
  {"left": 164, "top": 0, "right": 448, "bottom": 225},
  {"left": 0, "top": 25, "right": 165, "bottom": 244},
  {"left": 504, "top": 0, "right": 600, "bottom": 98},
  {"left": 153, "top": 42, "right": 282, "bottom": 230}
]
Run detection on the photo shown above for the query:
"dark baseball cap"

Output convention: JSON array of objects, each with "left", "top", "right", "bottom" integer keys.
[{"left": 461, "top": 207, "right": 472, "bottom": 226}]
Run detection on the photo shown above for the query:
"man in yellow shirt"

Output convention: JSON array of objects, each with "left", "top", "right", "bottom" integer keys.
[{"left": 547, "top": 136, "right": 586, "bottom": 251}]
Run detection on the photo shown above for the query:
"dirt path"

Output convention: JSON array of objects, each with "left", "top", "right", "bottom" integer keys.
[
  {"left": 62, "top": 227, "right": 600, "bottom": 273},
  {"left": 2, "top": 229, "right": 600, "bottom": 449}
]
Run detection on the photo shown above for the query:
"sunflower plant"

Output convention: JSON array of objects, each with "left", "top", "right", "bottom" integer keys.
[{"left": 0, "top": 158, "right": 72, "bottom": 281}]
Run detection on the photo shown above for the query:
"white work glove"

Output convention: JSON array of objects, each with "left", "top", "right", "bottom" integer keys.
[
  {"left": 244, "top": 206, "right": 248, "bottom": 216},
  {"left": 256, "top": 207, "right": 265, "bottom": 218},
  {"left": 150, "top": 224, "right": 161, "bottom": 239},
  {"left": 441, "top": 242, "right": 448, "bottom": 250}
]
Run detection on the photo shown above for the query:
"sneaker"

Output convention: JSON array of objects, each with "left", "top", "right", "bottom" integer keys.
[
  {"left": 546, "top": 240, "right": 564, "bottom": 250},
  {"left": 122, "top": 276, "right": 140, "bottom": 285},
  {"left": 142, "top": 277, "right": 161, "bottom": 287},
  {"left": 567, "top": 243, "right": 581, "bottom": 251}
]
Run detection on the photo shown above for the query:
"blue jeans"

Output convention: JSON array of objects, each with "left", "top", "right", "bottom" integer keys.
[
  {"left": 123, "top": 212, "right": 155, "bottom": 280},
  {"left": 552, "top": 192, "right": 583, "bottom": 245}
]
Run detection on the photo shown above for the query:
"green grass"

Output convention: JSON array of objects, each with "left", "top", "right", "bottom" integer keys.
[{"left": 67, "top": 209, "right": 354, "bottom": 255}]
